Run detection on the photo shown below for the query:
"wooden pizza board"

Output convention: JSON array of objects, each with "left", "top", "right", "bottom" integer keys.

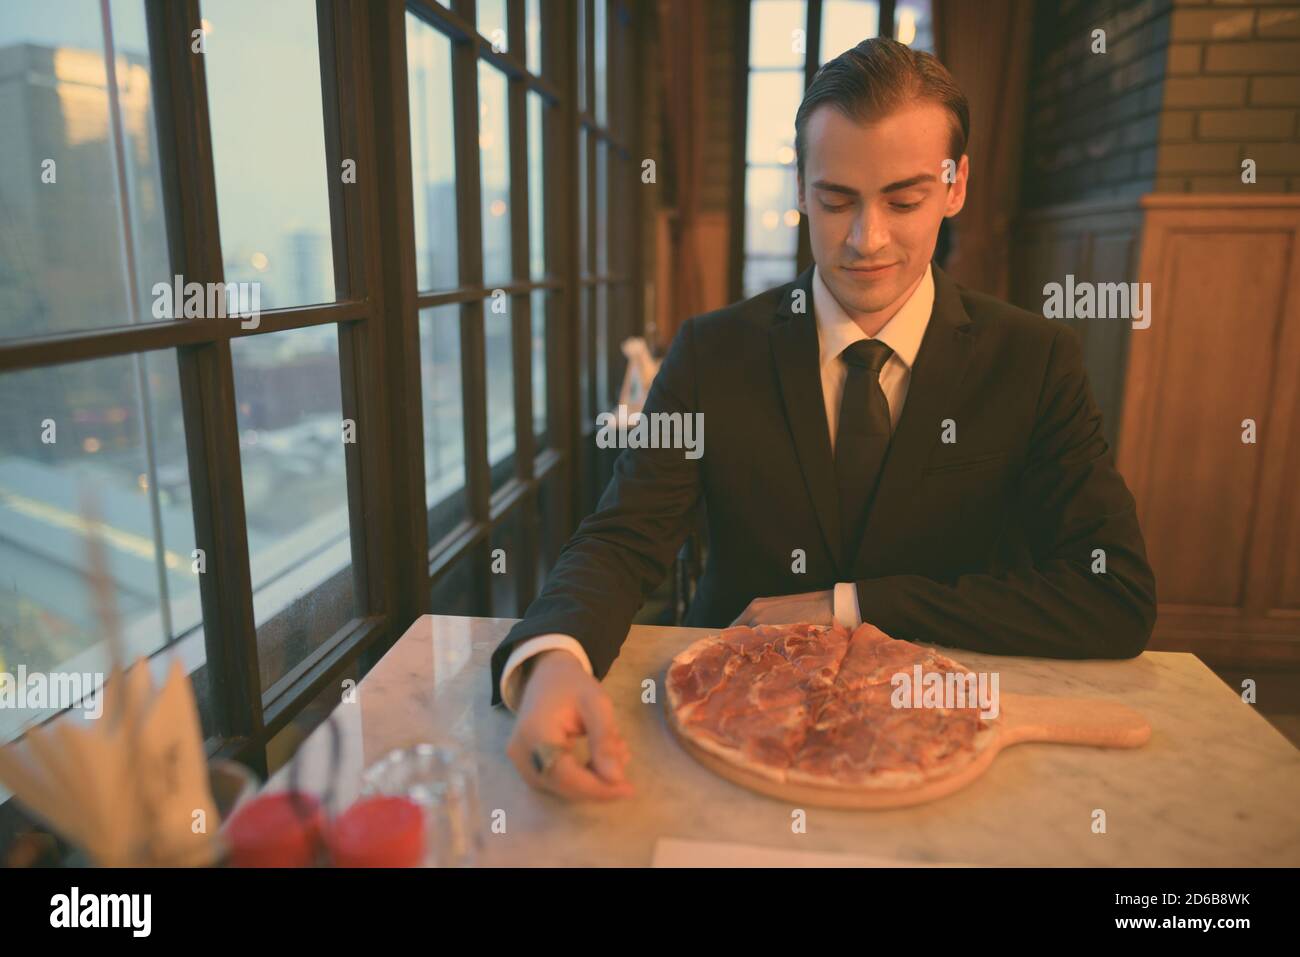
[{"left": 665, "top": 690, "right": 1151, "bottom": 809}]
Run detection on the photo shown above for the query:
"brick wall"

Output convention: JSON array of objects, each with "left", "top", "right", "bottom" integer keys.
[
  {"left": 1021, "top": 0, "right": 1174, "bottom": 206},
  {"left": 1158, "top": 0, "right": 1300, "bottom": 192},
  {"left": 1020, "top": 0, "right": 1300, "bottom": 207}
]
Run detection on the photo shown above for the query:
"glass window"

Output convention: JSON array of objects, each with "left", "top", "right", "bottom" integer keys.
[
  {"left": 745, "top": 166, "right": 799, "bottom": 257},
  {"left": 478, "top": 62, "right": 512, "bottom": 286},
  {"left": 745, "top": 72, "right": 802, "bottom": 166},
  {"left": 525, "top": 0, "right": 542, "bottom": 74},
  {"left": 577, "top": 127, "right": 589, "bottom": 272},
  {"left": 490, "top": 507, "right": 523, "bottom": 617},
  {"left": 485, "top": 299, "right": 516, "bottom": 490},
  {"left": 407, "top": 12, "right": 459, "bottom": 292},
  {"left": 419, "top": 306, "right": 468, "bottom": 546},
  {"left": 477, "top": 0, "right": 508, "bottom": 53},
  {"left": 202, "top": 0, "right": 336, "bottom": 309},
  {"left": 594, "top": 0, "right": 607, "bottom": 125},
  {"left": 229, "top": 326, "right": 354, "bottom": 687},
  {"left": 595, "top": 283, "right": 609, "bottom": 412},
  {"left": 577, "top": 0, "right": 586, "bottom": 111},
  {"left": 0, "top": 0, "right": 170, "bottom": 341},
  {"left": 820, "top": 0, "right": 879, "bottom": 64},
  {"left": 530, "top": 289, "right": 548, "bottom": 444},
  {"left": 430, "top": 557, "right": 476, "bottom": 617},
  {"left": 579, "top": 286, "right": 592, "bottom": 425},
  {"left": 266, "top": 656, "right": 360, "bottom": 774},
  {"left": 0, "top": 349, "right": 197, "bottom": 744},
  {"left": 595, "top": 139, "right": 608, "bottom": 274},
  {"left": 527, "top": 93, "right": 546, "bottom": 280},
  {"left": 749, "top": 0, "right": 806, "bottom": 68},
  {"left": 535, "top": 470, "right": 563, "bottom": 588},
  {"left": 744, "top": 257, "right": 797, "bottom": 299},
  {"left": 895, "top": 0, "right": 933, "bottom": 52}
]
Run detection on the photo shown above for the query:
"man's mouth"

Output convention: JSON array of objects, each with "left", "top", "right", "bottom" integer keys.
[{"left": 843, "top": 263, "right": 898, "bottom": 276}]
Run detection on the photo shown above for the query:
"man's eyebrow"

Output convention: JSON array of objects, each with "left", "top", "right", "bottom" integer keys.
[{"left": 810, "top": 173, "right": 938, "bottom": 195}]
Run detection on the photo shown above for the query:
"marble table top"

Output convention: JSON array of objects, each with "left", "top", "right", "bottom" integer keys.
[{"left": 266, "top": 615, "right": 1300, "bottom": 866}]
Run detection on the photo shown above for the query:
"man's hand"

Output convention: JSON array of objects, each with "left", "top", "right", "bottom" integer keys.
[
  {"left": 505, "top": 649, "right": 634, "bottom": 801},
  {"left": 730, "top": 589, "right": 835, "bottom": 627}
]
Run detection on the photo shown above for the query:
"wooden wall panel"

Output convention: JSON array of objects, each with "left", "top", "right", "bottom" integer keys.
[{"left": 1118, "top": 195, "right": 1300, "bottom": 666}]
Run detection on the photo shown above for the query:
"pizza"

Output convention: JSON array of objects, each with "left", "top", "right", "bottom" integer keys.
[{"left": 664, "top": 622, "right": 998, "bottom": 790}]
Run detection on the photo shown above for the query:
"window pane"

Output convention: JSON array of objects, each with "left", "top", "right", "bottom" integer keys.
[
  {"left": 266, "top": 656, "right": 360, "bottom": 774},
  {"left": 477, "top": 0, "right": 507, "bottom": 52},
  {"left": 535, "top": 470, "right": 563, "bottom": 588},
  {"left": 744, "top": 256, "right": 797, "bottom": 299},
  {"left": 486, "top": 301, "right": 516, "bottom": 490},
  {"left": 745, "top": 71, "right": 802, "bottom": 165},
  {"left": 527, "top": 93, "right": 546, "bottom": 280},
  {"left": 577, "top": 0, "right": 586, "bottom": 111},
  {"left": 745, "top": 166, "right": 799, "bottom": 257},
  {"left": 595, "top": 139, "right": 608, "bottom": 274},
  {"left": 430, "top": 557, "right": 476, "bottom": 617},
  {"left": 820, "top": 0, "right": 879, "bottom": 64},
  {"left": 607, "top": 150, "right": 620, "bottom": 277},
  {"left": 490, "top": 508, "right": 523, "bottom": 617},
  {"left": 230, "top": 326, "right": 354, "bottom": 687},
  {"left": 203, "top": 0, "right": 336, "bottom": 309},
  {"left": 0, "top": 349, "right": 197, "bottom": 743},
  {"left": 407, "top": 12, "right": 459, "bottom": 292},
  {"left": 609, "top": 284, "right": 629, "bottom": 399},
  {"left": 895, "top": 0, "right": 933, "bottom": 52},
  {"left": 578, "top": 127, "right": 589, "bottom": 272},
  {"left": 579, "top": 286, "right": 592, "bottom": 425},
  {"left": 530, "top": 289, "right": 548, "bottom": 444},
  {"left": 594, "top": 0, "right": 607, "bottom": 125},
  {"left": 595, "top": 283, "right": 609, "bottom": 411},
  {"left": 749, "top": 0, "right": 806, "bottom": 68},
  {"left": 0, "top": 0, "right": 170, "bottom": 341},
  {"left": 419, "top": 305, "right": 468, "bottom": 546},
  {"left": 525, "top": 0, "right": 542, "bottom": 73},
  {"left": 479, "top": 62, "right": 512, "bottom": 286}
]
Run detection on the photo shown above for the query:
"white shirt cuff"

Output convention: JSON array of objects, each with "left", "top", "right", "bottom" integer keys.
[
  {"left": 833, "top": 581, "right": 862, "bottom": 629},
  {"left": 499, "top": 633, "right": 593, "bottom": 712}
]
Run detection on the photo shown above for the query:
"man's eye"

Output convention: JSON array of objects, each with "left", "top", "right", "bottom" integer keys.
[
  {"left": 821, "top": 202, "right": 851, "bottom": 212},
  {"left": 892, "top": 202, "right": 921, "bottom": 211}
]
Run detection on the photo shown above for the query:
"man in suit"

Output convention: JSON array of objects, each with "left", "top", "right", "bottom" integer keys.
[{"left": 493, "top": 38, "right": 1157, "bottom": 800}]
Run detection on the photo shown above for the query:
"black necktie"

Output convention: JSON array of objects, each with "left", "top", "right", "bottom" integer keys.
[{"left": 835, "top": 339, "right": 894, "bottom": 559}]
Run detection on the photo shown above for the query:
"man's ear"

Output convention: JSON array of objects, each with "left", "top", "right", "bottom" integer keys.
[
  {"left": 944, "top": 154, "right": 969, "bottom": 218},
  {"left": 796, "top": 172, "right": 806, "bottom": 215}
]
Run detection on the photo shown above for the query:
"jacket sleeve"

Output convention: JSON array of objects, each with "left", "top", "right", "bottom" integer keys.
[
  {"left": 488, "top": 318, "right": 705, "bottom": 705},
  {"left": 854, "top": 325, "right": 1158, "bottom": 659}
]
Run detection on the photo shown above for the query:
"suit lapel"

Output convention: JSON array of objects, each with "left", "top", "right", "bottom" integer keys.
[
  {"left": 770, "top": 265, "right": 843, "bottom": 571},
  {"left": 850, "top": 263, "right": 975, "bottom": 574}
]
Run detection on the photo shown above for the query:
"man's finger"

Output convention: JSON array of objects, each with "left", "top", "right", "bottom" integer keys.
[
  {"left": 539, "top": 752, "right": 634, "bottom": 801},
  {"left": 578, "top": 692, "right": 628, "bottom": 784}
]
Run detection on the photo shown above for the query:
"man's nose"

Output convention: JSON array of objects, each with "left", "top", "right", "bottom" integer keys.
[{"left": 847, "top": 207, "right": 890, "bottom": 254}]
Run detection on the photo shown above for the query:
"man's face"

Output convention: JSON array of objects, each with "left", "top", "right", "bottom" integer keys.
[{"left": 797, "top": 100, "right": 968, "bottom": 323}]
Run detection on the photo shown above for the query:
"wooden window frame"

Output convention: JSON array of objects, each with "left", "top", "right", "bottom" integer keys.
[{"left": 0, "top": 0, "right": 646, "bottom": 780}]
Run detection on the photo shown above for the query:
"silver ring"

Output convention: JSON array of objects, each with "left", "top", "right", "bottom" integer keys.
[{"left": 530, "top": 742, "right": 565, "bottom": 776}]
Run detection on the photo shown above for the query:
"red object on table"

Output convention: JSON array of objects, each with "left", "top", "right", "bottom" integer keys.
[
  {"left": 223, "top": 792, "right": 325, "bottom": 867},
  {"left": 329, "top": 795, "right": 425, "bottom": 868}
]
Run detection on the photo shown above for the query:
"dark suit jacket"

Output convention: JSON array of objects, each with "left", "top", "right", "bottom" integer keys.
[{"left": 489, "top": 263, "right": 1157, "bottom": 706}]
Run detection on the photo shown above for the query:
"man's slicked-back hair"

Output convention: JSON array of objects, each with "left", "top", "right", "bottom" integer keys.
[{"left": 794, "top": 37, "right": 970, "bottom": 184}]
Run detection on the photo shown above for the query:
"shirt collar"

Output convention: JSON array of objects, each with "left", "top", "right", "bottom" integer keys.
[{"left": 812, "top": 261, "right": 935, "bottom": 370}]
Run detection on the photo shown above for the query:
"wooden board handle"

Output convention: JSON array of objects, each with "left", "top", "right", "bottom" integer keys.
[{"left": 997, "top": 693, "right": 1151, "bottom": 748}]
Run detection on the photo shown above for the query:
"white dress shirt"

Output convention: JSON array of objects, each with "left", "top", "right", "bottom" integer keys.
[{"left": 497, "top": 263, "right": 936, "bottom": 710}]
